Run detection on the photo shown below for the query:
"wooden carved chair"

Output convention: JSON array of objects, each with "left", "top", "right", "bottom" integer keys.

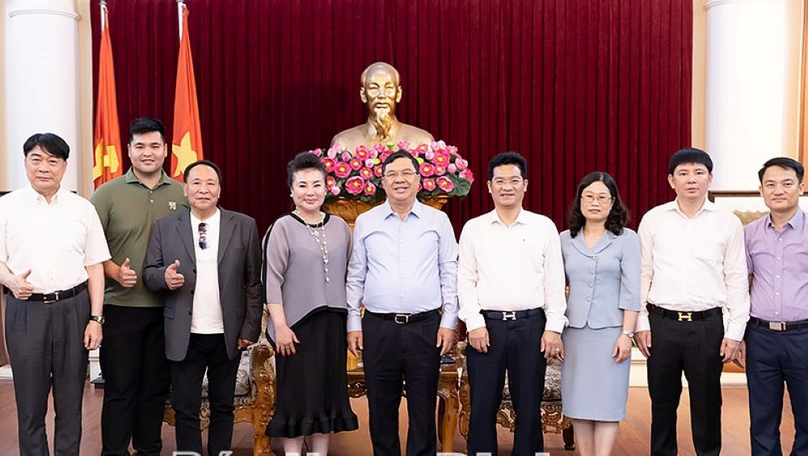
[{"left": 456, "top": 342, "right": 575, "bottom": 451}]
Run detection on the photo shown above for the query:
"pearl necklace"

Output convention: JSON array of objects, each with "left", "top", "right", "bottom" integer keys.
[{"left": 295, "top": 210, "right": 330, "bottom": 283}]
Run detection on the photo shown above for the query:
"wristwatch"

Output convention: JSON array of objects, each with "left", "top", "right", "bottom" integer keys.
[
  {"left": 622, "top": 330, "right": 634, "bottom": 338},
  {"left": 90, "top": 315, "right": 105, "bottom": 325}
]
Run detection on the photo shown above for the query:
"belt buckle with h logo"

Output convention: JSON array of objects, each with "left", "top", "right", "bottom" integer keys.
[
  {"left": 502, "top": 311, "right": 517, "bottom": 321},
  {"left": 677, "top": 311, "right": 693, "bottom": 322}
]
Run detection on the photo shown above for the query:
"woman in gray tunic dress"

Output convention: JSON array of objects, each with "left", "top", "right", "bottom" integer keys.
[
  {"left": 263, "top": 152, "right": 358, "bottom": 455},
  {"left": 560, "top": 171, "right": 640, "bottom": 456}
]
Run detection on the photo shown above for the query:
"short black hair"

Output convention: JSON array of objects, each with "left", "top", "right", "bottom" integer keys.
[
  {"left": 381, "top": 150, "right": 419, "bottom": 175},
  {"left": 668, "top": 147, "right": 713, "bottom": 175},
  {"left": 568, "top": 171, "right": 629, "bottom": 237},
  {"left": 128, "top": 117, "right": 166, "bottom": 143},
  {"left": 488, "top": 151, "right": 527, "bottom": 180},
  {"left": 184, "top": 159, "right": 222, "bottom": 183},
  {"left": 288, "top": 152, "right": 327, "bottom": 189},
  {"left": 23, "top": 133, "right": 70, "bottom": 160},
  {"left": 758, "top": 157, "right": 804, "bottom": 183}
]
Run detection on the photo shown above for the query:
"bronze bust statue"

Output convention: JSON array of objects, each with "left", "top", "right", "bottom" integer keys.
[{"left": 331, "top": 62, "right": 434, "bottom": 151}]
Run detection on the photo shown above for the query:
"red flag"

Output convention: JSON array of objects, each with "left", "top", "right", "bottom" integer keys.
[
  {"left": 92, "top": 4, "right": 122, "bottom": 188},
  {"left": 170, "top": 5, "right": 204, "bottom": 182}
]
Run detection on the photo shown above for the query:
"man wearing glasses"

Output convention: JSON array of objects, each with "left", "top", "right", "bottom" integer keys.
[
  {"left": 91, "top": 117, "right": 186, "bottom": 456},
  {"left": 347, "top": 150, "right": 458, "bottom": 456},
  {"left": 143, "top": 159, "right": 263, "bottom": 455},
  {"left": 457, "top": 151, "right": 566, "bottom": 456}
]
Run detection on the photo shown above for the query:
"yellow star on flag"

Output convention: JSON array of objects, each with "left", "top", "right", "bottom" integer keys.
[{"left": 172, "top": 132, "right": 198, "bottom": 178}]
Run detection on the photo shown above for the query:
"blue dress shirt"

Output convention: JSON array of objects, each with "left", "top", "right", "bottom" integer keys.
[{"left": 346, "top": 201, "right": 459, "bottom": 332}]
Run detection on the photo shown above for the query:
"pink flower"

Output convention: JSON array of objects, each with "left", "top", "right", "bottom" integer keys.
[
  {"left": 363, "top": 181, "right": 377, "bottom": 196},
  {"left": 416, "top": 143, "right": 429, "bottom": 155},
  {"left": 327, "top": 145, "right": 340, "bottom": 158},
  {"left": 368, "top": 149, "right": 379, "bottom": 158},
  {"left": 321, "top": 157, "right": 337, "bottom": 173},
  {"left": 379, "top": 149, "right": 393, "bottom": 162},
  {"left": 459, "top": 168, "right": 474, "bottom": 183},
  {"left": 373, "top": 165, "right": 383, "bottom": 178},
  {"left": 448, "top": 164, "right": 457, "bottom": 173},
  {"left": 433, "top": 164, "right": 447, "bottom": 176},
  {"left": 447, "top": 145, "right": 459, "bottom": 156},
  {"left": 349, "top": 158, "right": 363, "bottom": 170},
  {"left": 425, "top": 149, "right": 435, "bottom": 161},
  {"left": 345, "top": 176, "right": 365, "bottom": 195},
  {"left": 365, "top": 158, "right": 375, "bottom": 168},
  {"left": 334, "top": 162, "right": 352, "bottom": 178},
  {"left": 372, "top": 143, "right": 386, "bottom": 155},
  {"left": 310, "top": 148, "right": 323, "bottom": 157},
  {"left": 436, "top": 176, "right": 454, "bottom": 192},
  {"left": 397, "top": 141, "right": 411, "bottom": 151},
  {"left": 433, "top": 150, "right": 450, "bottom": 166},
  {"left": 325, "top": 175, "right": 336, "bottom": 190},
  {"left": 408, "top": 148, "right": 420, "bottom": 158},
  {"left": 454, "top": 157, "right": 469, "bottom": 170},
  {"left": 341, "top": 151, "right": 352, "bottom": 161},
  {"left": 422, "top": 178, "right": 437, "bottom": 191},
  {"left": 359, "top": 167, "right": 373, "bottom": 179},
  {"left": 329, "top": 186, "right": 341, "bottom": 196},
  {"left": 419, "top": 162, "right": 435, "bottom": 177},
  {"left": 354, "top": 145, "right": 369, "bottom": 160}
]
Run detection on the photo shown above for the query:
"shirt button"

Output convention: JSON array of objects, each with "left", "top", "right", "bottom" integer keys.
[
  {"left": 777, "top": 257, "right": 781, "bottom": 260},
  {"left": 776, "top": 275, "right": 780, "bottom": 279},
  {"left": 400, "top": 295, "right": 404, "bottom": 298},
  {"left": 776, "top": 292, "right": 780, "bottom": 296}
]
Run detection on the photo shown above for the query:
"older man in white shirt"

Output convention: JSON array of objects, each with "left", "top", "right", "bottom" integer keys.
[
  {"left": 458, "top": 151, "right": 566, "bottom": 456},
  {"left": 635, "top": 148, "right": 749, "bottom": 456},
  {"left": 0, "top": 133, "right": 110, "bottom": 456}
]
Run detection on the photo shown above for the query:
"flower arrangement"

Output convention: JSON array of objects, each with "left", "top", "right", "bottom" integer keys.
[{"left": 309, "top": 140, "right": 474, "bottom": 203}]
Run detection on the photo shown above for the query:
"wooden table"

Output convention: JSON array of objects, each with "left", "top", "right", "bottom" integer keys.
[{"left": 347, "top": 361, "right": 461, "bottom": 453}]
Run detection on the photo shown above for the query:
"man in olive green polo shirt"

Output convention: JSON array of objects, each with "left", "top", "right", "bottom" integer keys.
[{"left": 91, "top": 117, "right": 187, "bottom": 456}]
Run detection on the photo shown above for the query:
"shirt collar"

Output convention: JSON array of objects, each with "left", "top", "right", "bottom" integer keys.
[
  {"left": 488, "top": 208, "right": 529, "bottom": 226},
  {"left": 124, "top": 168, "right": 174, "bottom": 188},
  {"left": 26, "top": 185, "right": 66, "bottom": 205},
  {"left": 766, "top": 208, "right": 805, "bottom": 230},
  {"left": 382, "top": 199, "right": 423, "bottom": 220},
  {"left": 667, "top": 197, "right": 716, "bottom": 217}
]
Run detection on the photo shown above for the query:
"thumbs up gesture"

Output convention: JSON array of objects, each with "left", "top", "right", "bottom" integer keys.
[
  {"left": 164, "top": 260, "right": 185, "bottom": 290},
  {"left": 10, "top": 269, "right": 34, "bottom": 300},
  {"left": 117, "top": 257, "right": 138, "bottom": 288}
]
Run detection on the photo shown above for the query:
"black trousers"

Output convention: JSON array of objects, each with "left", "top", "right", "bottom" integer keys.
[
  {"left": 466, "top": 310, "right": 547, "bottom": 456},
  {"left": 746, "top": 323, "right": 808, "bottom": 456},
  {"left": 170, "top": 333, "right": 240, "bottom": 456},
  {"left": 5, "top": 290, "right": 90, "bottom": 456},
  {"left": 647, "top": 311, "right": 724, "bottom": 456},
  {"left": 362, "top": 310, "right": 442, "bottom": 456},
  {"left": 100, "top": 305, "right": 170, "bottom": 456}
]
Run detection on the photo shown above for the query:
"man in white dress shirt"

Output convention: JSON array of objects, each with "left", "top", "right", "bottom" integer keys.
[
  {"left": 635, "top": 148, "right": 749, "bottom": 456},
  {"left": 457, "top": 151, "right": 566, "bottom": 456},
  {"left": 0, "top": 133, "right": 110, "bottom": 456}
]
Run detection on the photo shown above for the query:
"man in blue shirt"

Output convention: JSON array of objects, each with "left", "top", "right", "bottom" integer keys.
[{"left": 346, "top": 150, "right": 458, "bottom": 456}]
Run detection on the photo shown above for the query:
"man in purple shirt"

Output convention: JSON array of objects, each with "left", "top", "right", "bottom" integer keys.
[{"left": 741, "top": 156, "right": 808, "bottom": 456}]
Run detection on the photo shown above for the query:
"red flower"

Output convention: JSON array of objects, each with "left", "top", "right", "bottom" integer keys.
[
  {"left": 354, "top": 145, "right": 370, "bottom": 160},
  {"left": 422, "top": 178, "right": 437, "bottom": 191},
  {"left": 345, "top": 176, "right": 365, "bottom": 195},
  {"left": 349, "top": 158, "right": 363, "bottom": 170},
  {"left": 433, "top": 150, "right": 451, "bottom": 166},
  {"left": 363, "top": 181, "right": 377, "bottom": 196},
  {"left": 373, "top": 165, "right": 383, "bottom": 177},
  {"left": 325, "top": 175, "right": 336, "bottom": 190},
  {"left": 419, "top": 162, "right": 435, "bottom": 177},
  {"left": 359, "top": 167, "right": 373, "bottom": 179},
  {"left": 321, "top": 157, "right": 336, "bottom": 173},
  {"left": 436, "top": 176, "right": 454, "bottom": 192},
  {"left": 459, "top": 168, "right": 474, "bottom": 183},
  {"left": 433, "top": 164, "right": 447, "bottom": 176},
  {"left": 334, "top": 162, "right": 352, "bottom": 178}
]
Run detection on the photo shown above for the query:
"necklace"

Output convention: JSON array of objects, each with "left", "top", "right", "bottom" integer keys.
[{"left": 295, "top": 210, "right": 330, "bottom": 283}]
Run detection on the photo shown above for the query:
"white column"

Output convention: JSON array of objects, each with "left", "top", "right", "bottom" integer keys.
[
  {"left": 704, "top": 0, "right": 784, "bottom": 190},
  {"left": 3, "top": 0, "right": 81, "bottom": 192}
]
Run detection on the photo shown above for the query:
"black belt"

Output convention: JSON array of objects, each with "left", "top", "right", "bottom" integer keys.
[
  {"left": 27, "top": 281, "right": 88, "bottom": 303},
  {"left": 749, "top": 316, "right": 808, "bottom": 332},
  {"left": 647, "top": 304, "right": 722, "bottom": 322},
  {"left": 368, "top": 309, "right": 439, "bottom": 325},
  {"left": 482, "top": 308, "right": 542, "bottom": 321}
]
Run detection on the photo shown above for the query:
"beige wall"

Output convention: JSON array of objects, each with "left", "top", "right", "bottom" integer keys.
[
  {"left": 691, "top": 0, "right": 804, "bottom": 159},
  {"left": 76, "top": 0, "right": 95, "bottom": 198}
]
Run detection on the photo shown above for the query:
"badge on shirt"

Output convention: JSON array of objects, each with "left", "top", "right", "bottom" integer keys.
[{"left": 169, "top": 201, "right": 177, "bottom": 210}]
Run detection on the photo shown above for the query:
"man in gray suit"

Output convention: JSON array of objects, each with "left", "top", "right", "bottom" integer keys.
[{"left": 144, "top": 159, "right": 262, "bottom": 455}]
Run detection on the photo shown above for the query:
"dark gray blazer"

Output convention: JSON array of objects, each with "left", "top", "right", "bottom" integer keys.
[{"left": 144, "top": 208, "right": 263, "bottom": 361}]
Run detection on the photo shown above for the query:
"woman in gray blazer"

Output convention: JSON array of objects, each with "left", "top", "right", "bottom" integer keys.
[{"left": 559, "top": 171, "right": 641, "bottom": 456}]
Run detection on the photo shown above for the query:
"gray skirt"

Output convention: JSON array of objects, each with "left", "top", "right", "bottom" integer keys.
[{"left": 561, "top": 325, "right": 631, "bottom": 421}]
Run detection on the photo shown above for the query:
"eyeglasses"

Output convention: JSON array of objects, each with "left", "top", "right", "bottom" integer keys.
[
  {"left": 198, "top": 222, "right": 208, "bottom": 250},
  {"left": 384, "top": 170, "right": 418, "bottom": 180},
  {"left": 582, "top": 194, "right": 613, "bottom": 204}
]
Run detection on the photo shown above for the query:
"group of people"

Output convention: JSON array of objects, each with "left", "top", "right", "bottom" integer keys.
[{"left": 0, "top": 118, "right": 806, "bottom": 456}]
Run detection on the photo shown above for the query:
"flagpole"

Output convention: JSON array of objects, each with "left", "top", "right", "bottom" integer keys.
[
  {"left": 100, "top": 0, "right": 107, "bottom": 31},
  {"left": 177, "top": 0, "right": 185, "bottom": 40}
]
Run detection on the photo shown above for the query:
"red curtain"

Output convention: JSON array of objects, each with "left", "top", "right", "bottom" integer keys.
[{"left": 91, "top": 0, "right": 691, "bottom": 233}]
